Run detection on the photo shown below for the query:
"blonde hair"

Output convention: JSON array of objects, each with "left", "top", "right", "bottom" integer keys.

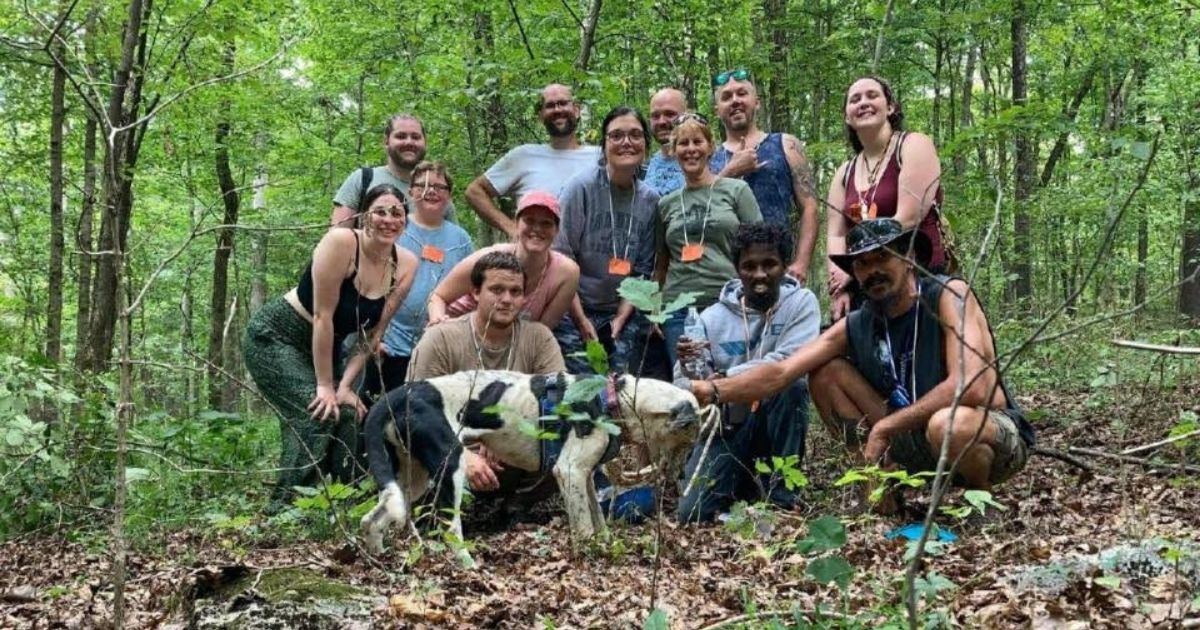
[{"left": 669, "top": 116, "right": 715, "bottom": 158}]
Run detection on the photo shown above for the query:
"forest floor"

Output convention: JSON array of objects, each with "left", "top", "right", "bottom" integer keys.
[{"left": 2, "top": 377, "right": 1198, "bottom": 629}]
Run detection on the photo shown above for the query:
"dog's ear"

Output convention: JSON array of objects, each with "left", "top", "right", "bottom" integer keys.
[
  {"left": 668, "top": 399, "right": 700, "bottom": 429},
  {"left": 461, "top": 381, "right": 509, "bottom": 429}
]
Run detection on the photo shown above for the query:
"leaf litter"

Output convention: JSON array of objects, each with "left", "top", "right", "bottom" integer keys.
[{"left": 0, "top": 378, "right": 1197, "bottom": 628}]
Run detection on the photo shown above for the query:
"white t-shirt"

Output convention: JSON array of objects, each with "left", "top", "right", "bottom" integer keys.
[{"left": 484, "top": 144, "right": 601, "bottom": 199}]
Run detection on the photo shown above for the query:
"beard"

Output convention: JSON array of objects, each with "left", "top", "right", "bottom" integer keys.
[
  {"left": 544, "top": 116, "right": 579, "bottom": 138},
  {"left": 388, "top": 146, "right": 426, "bottom": 169},
  {"left": 745, "top": 286, "right": 779, "bottom": 312}
]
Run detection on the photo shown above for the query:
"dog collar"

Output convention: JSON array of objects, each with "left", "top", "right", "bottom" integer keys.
[{"left": 601, "top": 373, "right": 622, "bottom": 419}]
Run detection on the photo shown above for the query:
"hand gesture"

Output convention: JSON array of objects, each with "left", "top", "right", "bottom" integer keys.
[
  {"left": 336, "top": 385, "right": 367, "bottom": 421},
  {"left": 723, "top": 138, "right": 767, "bottom": 178}
]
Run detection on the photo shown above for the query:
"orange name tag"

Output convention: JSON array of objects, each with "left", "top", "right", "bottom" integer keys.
[
  {"left": 608, "top": 257, "right": 632, "bottom": 276},
  {"left": 681, "top": 243, "right": 705, "bottom": 262},
  {"left": 421, "top": 244, "right": 445, "bottom": 263}
]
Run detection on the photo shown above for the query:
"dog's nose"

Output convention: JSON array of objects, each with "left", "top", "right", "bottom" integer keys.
[{"left": 669, "top": 400, "right": 699, "bottom": 429}]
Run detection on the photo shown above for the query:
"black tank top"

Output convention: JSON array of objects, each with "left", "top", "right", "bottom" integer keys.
[{"left": 296, "top": 230, "right": 396, "bottom": 336}]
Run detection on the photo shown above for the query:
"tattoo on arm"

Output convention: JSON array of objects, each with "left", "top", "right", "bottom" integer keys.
[{"left": 786, "top": 136, "right": 817, "bottom": 202}]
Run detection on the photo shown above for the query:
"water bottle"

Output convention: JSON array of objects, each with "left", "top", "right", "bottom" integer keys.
[{"left": 682, "top": 307, "right": 713, "bottom": 378}]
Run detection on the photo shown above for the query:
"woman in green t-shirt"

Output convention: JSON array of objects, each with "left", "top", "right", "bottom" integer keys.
[{"left": 654, "top": 113, "right": 762, "bottom": 366}]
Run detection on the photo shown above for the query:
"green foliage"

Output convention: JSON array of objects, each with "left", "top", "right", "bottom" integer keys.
[
  {"left": 754, "top": 454, "right": 809, "bottom": 492},
  {"left": 643, "top": 608, "right": 669, "bottom": 630},
  {"left": 796, "top": 516, "right": 848, "bottom": 554},
  {"left": 807, "top": 556, "right": 855, "bottom": 590},
  {"left": 618, "top": 277, "right": 699, "bottom": 324}
]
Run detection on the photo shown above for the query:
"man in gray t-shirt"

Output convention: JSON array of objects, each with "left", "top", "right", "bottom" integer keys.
[
  {"left": 465, "top": 83, "right": 600, "bottom": 239},
  {"left": 330, "top": 113, "right": 456, "bottom": 227}
]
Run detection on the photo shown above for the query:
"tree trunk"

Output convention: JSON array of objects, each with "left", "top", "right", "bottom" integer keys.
[
  {"left": 249, "top": 136, "right": 269, "bottom": 315},
  {"left": 47, "top": 43, "right": 67, "bottom": 366},
  {"left": 1039, "top": 64, "right": 1096, "bottom": 187},
  {"left": 575, "top": 0, "right": 602, "bottom": 71},
  {"left": 208, "top": 42, "right": 239, "bottom": 411},
  {"left": 1008, "top": 0, "right": 1034, "bottom": 303},
  {"left": 74, "top": 111, "right": 98, "bottom": 372},
  {"left": 953, "top": 37, "right": 977, "bottom": 176},
  {"left": 762, "top": 0, "right": 790, "bottom": 131},
  {"left": 83, "top": 0, "right": 150, "bottom": 374},
  {"left": 474, "top": 9, "right": 508, "bottom": 247},
  {"left": 1132, "top": 62, "right": 1149, "bottom": 307},
  {"left": 1180, "top": 81, "right": 1200, "bottom": 317}
]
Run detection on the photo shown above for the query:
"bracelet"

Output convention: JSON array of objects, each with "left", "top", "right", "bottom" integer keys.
[{"left": 709, "top": 379, "right": 722, "bottom": 406}]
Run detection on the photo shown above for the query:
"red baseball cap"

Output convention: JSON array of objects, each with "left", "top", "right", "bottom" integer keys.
[{"left": 516, "top": 190, "right": 561, "bottom": 223}]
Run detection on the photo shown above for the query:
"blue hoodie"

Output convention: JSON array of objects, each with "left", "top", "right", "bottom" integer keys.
[{"left": 673, "top": 276, "right": 821, "bottom": 390}]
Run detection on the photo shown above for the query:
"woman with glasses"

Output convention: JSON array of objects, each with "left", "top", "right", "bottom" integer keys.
[
  {"left": 426, "top": 191, "right": 580, "bottom": 331},
  {"left": 826, "top": 75, "right": 948, "bottom": 321},
  {"left": 359, "top": 162, "right": 473, "bottom": 406},
  {"left": 244, "top": 184, "right": 419, "bottom": 508},
  {"left": 655, "top": 113, "right": 762, "bottom": 367},
  {"left": 552, "top": 106, "right": 663, "bottom": 375}
]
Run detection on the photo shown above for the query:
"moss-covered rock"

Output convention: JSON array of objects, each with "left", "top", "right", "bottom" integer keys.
[{"left": 188, "top": 566, "right": 384, "bottom": 630}]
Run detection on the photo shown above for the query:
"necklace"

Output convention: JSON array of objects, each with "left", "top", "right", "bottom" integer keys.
[
  {"left": 855, "top": 133, "right": 893, "bottom": 222},
  {"left": 468, "top": 316, "right": 516, "bottom": 370},
  {"left": 516, "top": 246, "right": 551, "bottom": 319},
  {"left": 738, "top": 296, "right": 779, "bottom": 363},
  {"left": 679, "top": 179, "right": 717, "bottom": 257}
]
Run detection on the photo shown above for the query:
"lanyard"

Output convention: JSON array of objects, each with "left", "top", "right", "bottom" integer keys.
[
  {"left": 679, "top": 180, "right": 716, "bottom": 248},
  {"left": 607, "top": 176, "right": 637, "bottom": 262},
  {"left": 739, "top": 296, "right": 778, "bottom": 363},
  {"left": 883, "top": 284, "right": 920, "bottom": 395}
]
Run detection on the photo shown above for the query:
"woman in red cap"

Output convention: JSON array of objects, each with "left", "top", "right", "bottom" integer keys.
[{"left": 426, "top": 190, "right": 580, "bottom": 329}]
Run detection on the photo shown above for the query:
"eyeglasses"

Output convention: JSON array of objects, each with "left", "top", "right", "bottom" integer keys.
[
  {"left": 542, "top": 99, "right": 574, "bottom": 112},
  {"left": 671, "top": 112, "right": 708, "bottom": 127},
  {"left": 369, "top": 205, "right": 406, "bottom": 219},
  {"left": 416, "top": 183, "right": 451, "bottom": 193},
  {"left": 605, "top": 129, "right": 645, "bottom": 144},
  {"left": 712, "top": 69, "right": 751, "bottom": 88}
]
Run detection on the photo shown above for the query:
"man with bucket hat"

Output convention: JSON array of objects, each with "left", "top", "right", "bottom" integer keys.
[{"left": 688, "top": 218, "right": 1033, "bottom": 504}]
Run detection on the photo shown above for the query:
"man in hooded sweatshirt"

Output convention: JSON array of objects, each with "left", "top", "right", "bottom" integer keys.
[{"left": 675, "top": 222, "right": 821, "bottom": 523}]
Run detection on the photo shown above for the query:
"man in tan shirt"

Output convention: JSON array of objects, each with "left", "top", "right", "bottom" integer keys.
[{"left": 408, "top": 250, "right": 565, "bottom": 492}]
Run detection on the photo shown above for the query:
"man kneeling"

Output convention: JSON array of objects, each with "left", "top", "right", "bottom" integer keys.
[
  {"left": 689, "top": 219, "right": 1034, "bottom": 505},
  {"left": 676, "top": 224, "right": 821, "bottom": 522}
]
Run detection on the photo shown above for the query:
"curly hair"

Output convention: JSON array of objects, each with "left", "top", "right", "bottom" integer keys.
[{"left": 733, "top": 222, "right": 793, "bottom": 267}]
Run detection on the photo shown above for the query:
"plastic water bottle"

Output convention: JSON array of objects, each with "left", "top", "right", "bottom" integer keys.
[{"left": 682, "top": 307, "right": 713, "bottom": 378}]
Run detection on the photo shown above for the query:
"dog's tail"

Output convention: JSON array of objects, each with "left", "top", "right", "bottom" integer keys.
[{"left": 364, "top": 385, "right": 407, "bottom": 492}]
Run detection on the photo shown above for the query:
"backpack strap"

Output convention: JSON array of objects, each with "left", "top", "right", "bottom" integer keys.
[
  {"left": 894, "top": 131, "right": 909, "bottom": 169},
  {"left": 356, "top": 166, "right": 374, "bottom": 212}
]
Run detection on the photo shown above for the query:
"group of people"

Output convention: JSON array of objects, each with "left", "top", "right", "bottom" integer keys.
[{"left": 244, "top": 71, "right": 1035, "bottom": 524}]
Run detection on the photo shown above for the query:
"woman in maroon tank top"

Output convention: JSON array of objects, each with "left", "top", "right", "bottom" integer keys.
[{"left": 826, "top": 76, "right": 946, "bottom": 320}]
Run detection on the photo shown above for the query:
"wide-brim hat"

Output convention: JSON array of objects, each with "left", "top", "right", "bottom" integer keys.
[{"left": 829, "top": 218, "right": 932, "bottom": 276}]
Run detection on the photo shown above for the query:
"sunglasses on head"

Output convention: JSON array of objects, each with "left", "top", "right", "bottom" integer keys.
[
  {"left": 671, "top": 112, "right": 708, "bottom": 127},
  {"left": 712, "top": 69, "right": 751, "bottom": 88}
]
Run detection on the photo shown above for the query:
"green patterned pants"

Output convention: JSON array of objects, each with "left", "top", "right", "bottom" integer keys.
[{"left": 243, "top": 298, "right": 366, "bottom": 507}]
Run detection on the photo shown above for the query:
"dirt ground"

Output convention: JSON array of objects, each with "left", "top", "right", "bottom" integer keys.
[{"left": 2, "top": 378, "right": 1198, "bottom": 629}]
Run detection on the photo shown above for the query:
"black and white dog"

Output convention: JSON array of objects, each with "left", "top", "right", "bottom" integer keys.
[{"left": 360, "top": 370, "right": 705, "bottom": 565}]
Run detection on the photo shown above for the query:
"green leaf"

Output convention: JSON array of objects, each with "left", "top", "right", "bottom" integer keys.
[
  {"left": 806, "top": 556, "right": 854, "bottom": 589},
  {"left": 660, "top": 291, "right": 702, "bottom": 317},
  {"left": 754, "top": 459, "right": 772, "bottom": 474},
  {"left": 125, "top": 467, "right": 152, "bottom": 483},
  {"left": 1129, "top": 141, "right": 1151, "bottom": 160},
  {"left": 806, "top": 516, "right": 847, "bottom": 551},
  {"left": 834, "top": 469, "right": 870, "bottom": 486},
  {"left": 1094, "top": 575, "right": 1121, "bottom": 590},
  {"left": 643, "top": 608, "right": 669, "bottom": 630},
  {"left": 584, "top": 339, "right": 610, "bottom": 375},
  {"left": 597, "top": 419, "right": 622, "bottom": 436},
  {"left": 4, "top": 429, "right": 24, "bottom": 447},
  {"left": 617, "top": 278, "right": 662, "bottom": 313},
  {"left": 963, "top": 489, "right": 1007, "bottom": 514},
  {"left": 563, "top": 375, "right": 606, "bottom": 405}
]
